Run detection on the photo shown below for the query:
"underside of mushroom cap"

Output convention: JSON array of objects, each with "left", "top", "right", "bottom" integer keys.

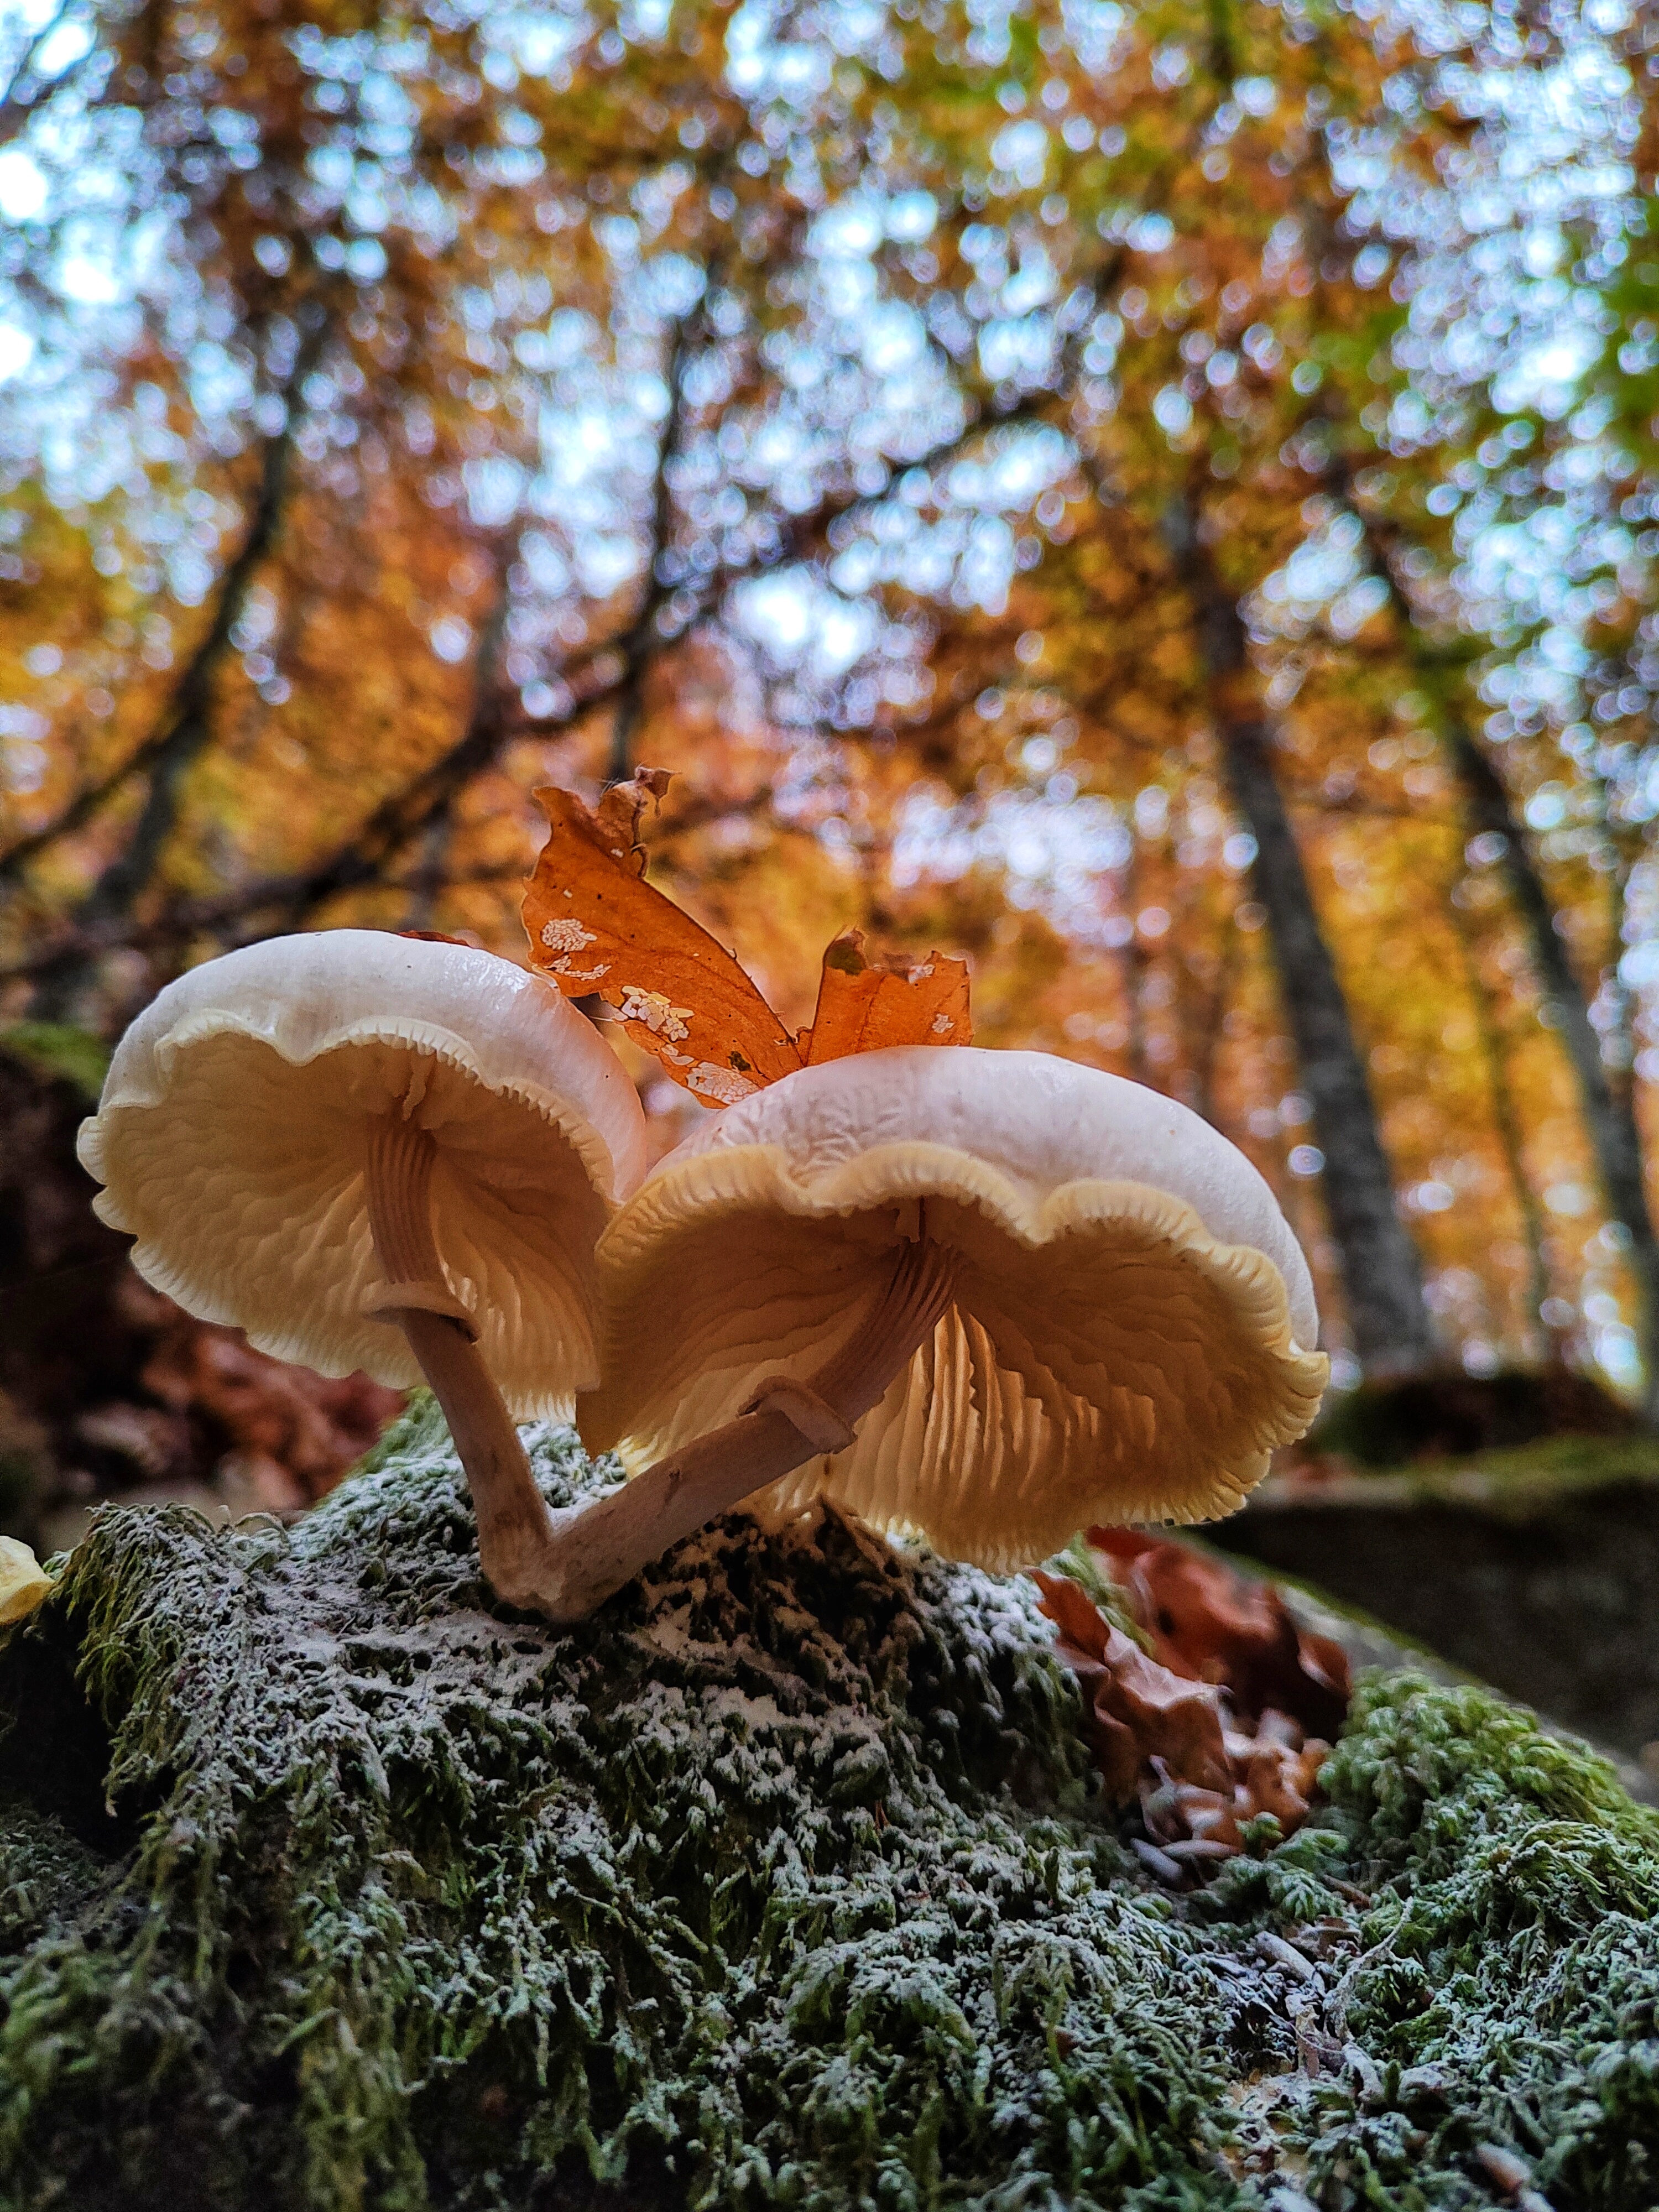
[
  {"left": 78, "top": 932, "right": 649, "bottom": 1416},
  {"left": 580, "top": 1048, "right": 1329, "bottom": 1571}
]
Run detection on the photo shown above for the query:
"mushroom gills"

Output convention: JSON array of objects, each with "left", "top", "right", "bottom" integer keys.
[
  {"left": 363, "top": 1110, "right": 566, "bottom": 1608},
  {"left": 528, "top": 1215, "right": 959, "bottom": 1623}
]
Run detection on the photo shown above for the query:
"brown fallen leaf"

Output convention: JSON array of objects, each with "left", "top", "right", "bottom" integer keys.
[
  {"left": 1034, "top": 1569, "right": 1232, "bottom": 1803},
  {"left": 1037, "top": 1539, "right": 1352, "bottom": 1874},
  {"left": 524, "top": 774, "right": 802, "bottom": 1104},
  {"left": 1088, "top": 1526, "right": 1350, "bottom": 1741},
  {"left": 799, "top": 930, "right": 973, "bottom": 1064},
  {"left": 523, "top": 774, "right": 975, "bottom": 1102}
]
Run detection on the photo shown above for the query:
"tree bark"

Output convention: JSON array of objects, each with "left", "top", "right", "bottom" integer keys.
[
  {"left": 1168, "top": 495, "right": 1436, "bottom": 1375},
  {"left": 1446, "top": 719, "right": 1659, "bottom": 1413}
]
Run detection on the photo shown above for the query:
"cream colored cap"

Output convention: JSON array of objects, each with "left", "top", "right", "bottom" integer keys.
[
  {"left": 78, "top": 931, "right": 650, "bottom": 1417},
  {"left": 581, "top": 1047, "right": 1328, "bottom": 1569}
]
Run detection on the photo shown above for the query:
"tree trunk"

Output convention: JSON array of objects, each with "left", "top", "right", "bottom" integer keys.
[
  {"left": 1340, "top": 479, "right": 1659, "bottom": 1425},
  {"left": 1447, "top": 722, "right": 1659, "bottom": 1418},
  {"left": 1169, "top": 497, "right": 1436, "bottom": 1375}
]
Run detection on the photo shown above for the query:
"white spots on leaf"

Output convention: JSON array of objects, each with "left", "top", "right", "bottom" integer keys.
[
  {"left": 688, "top": 1062, "right": 759, "bottom": 1105},
  {"left": 540, "top": 917, "right": 599, "bottom": 953},
  {"left": 620, "top": 985, "right": 693, "bottom": 1041}
]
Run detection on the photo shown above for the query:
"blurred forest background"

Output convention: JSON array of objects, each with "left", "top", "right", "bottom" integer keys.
[{"left": 4, "top": 0, "right": 1659, "bottom": 1745}]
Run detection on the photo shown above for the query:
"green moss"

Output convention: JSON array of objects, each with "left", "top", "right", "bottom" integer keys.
[
  {"left": 0, "top": 1401, "right": 1653, "bottom": 2211},
  {"left": 1319, "top": 1434, "right": 1659, "bottom": 1511}
]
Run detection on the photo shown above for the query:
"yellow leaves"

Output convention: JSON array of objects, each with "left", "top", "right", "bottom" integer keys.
[
  {"left": 523, "top": 772, "right": 972, "bottom": 1101},
  {"left": 799, "top": 931, "right": 972, "bottom": 1064},
  {"left": 0, "top": 1538, "right": 52, "bottom": 1627}
]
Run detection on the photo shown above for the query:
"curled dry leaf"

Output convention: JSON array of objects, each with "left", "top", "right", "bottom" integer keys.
[
  {"left": 799, "top": 930, "right": 973, "bottom": 1064},
  {"left": 524, "top": 774, "right": 801, "bottom": 1105},
  {"left": 1088, "top": 1526, "right": 1349, "bottom": 1741},
  {"left": 1036, "top": 1537, "right": 1352, "bottom": 1876},
  {"left": 1034, "top": 1568, "right": 1232, "bottom": 1803},
  {"left": 523, "top": 774, "right": 974, "bottom": 1101}
]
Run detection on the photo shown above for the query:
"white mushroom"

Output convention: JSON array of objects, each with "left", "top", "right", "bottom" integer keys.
[
  {"left": 529, "top": 1046, "right": 1327, "bottom": 1619},
  {"left": 77, "top": 930, "right": 648, "bottom": 1606}
]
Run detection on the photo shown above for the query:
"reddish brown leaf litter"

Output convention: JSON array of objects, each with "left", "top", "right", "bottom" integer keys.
[
  {"left": 1035, "top": 1531, "right": 1352, "bottom": 1883},
  {"left": 0, "top": 1042, "right": 401, "bottom": 1535},
  {"left": 135, "top": 1282, "right": 404, "bottom": 1511},
  {"left": 1089, "top": 1528, "right": 1350, "bottom": 1738}
]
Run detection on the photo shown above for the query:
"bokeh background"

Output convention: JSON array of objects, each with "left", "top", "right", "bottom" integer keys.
[{"left": 3, "top": 0, "right": 1658, "bottom": 1760}]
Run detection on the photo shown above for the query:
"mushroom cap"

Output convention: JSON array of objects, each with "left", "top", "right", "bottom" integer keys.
[
  {"left": 580, "top": 1047, "right": 1328, "bottom": 1570},
  {"left": 78, "top": 931, "right": 649, "bottom": 1417}
]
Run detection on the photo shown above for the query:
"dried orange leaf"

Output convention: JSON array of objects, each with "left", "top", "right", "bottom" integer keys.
[
  {"left": 799, "top": 929, "right": 972, "bottom": 1066},
  {"left": 593, "top": 766, "right": 674, "bottom": 862},
  {"left": 1088, "top": 1527, "right": 1349, "bottom": 1740},
  {"left": 523, "top": 779, "right": 802, "bottom": 1104},
  {"left": 1034, "top": 1569, "right": 1232, "bottom": 1803}
]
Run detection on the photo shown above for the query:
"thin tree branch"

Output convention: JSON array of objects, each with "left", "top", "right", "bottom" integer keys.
[
  {"left": 0, "top": 310, "right": 330, "bottom": 896},
  {"left": 0, "top": 1, "right": 87, "bottom": 151},
  {"left": 1187, "top": 917, "right": 1241, "bottom": 1123},
  {"left": 1447, "top": 889, "right": 1561, "bottom": 1364},
  {"left": 607, "top": 313, "right": 697, "bottom": 782},
  {"left": 0, "top": 562, "right": 521, "bottom": 981}
]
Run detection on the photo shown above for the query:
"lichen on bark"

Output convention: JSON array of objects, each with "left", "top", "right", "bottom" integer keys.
[{"left": 0, "top": 1397, "right": 1653, "bottom": 2211}]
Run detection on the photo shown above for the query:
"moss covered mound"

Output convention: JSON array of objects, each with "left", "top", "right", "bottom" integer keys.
[{"left": 0, "top": 1401, "right": 1656, "bottom": 2212}]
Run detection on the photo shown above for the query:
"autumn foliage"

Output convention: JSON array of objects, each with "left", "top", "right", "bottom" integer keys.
[{"left": 4, "top": 0, "right": 1659, "bottom": 1519}]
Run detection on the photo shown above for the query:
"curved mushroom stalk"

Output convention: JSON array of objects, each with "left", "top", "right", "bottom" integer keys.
[
  {"left": 363, "top": 1112, "right": 564, "bottom": 1608},
  {"left": 522, "top": 1229, "right": 958, "bottom": 1624}
]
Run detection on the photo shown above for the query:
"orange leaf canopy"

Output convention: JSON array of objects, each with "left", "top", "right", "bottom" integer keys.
[{"left": 522, "top": 774, "right": 972, "bottom": 1100}]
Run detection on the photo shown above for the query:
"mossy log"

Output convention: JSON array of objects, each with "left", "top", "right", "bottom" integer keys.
[{"left": 0, "top": 1400, "right": 1656, "bottom": 2211}]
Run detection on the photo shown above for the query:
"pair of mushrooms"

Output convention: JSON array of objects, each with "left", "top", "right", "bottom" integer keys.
[{"left": 79, "top": 930, "right": 1328, "bottom": 1621}]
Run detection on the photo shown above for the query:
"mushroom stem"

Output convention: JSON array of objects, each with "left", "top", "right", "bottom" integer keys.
[
  {"left": 363, "top": 1112, "right": 562, "bottom": 1608},
  {"left": 526, "top": 1228, "right": 959, "bottom": 1624}
]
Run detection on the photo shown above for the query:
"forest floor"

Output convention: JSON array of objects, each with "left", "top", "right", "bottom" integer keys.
[{"left": 1, "top": 1402, "right": 1656, "bottom": 2212}]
